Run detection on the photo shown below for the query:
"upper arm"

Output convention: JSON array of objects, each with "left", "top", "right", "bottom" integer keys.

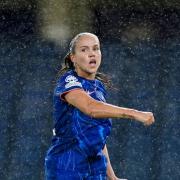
[
  {"left": 55, "top": 74, "right": 83, "bottom": 101},
  {"left": 55, "top": 73, "right": 106, "bottom": 118},
  {"left": 64, "top": 89, "right": 97, "bottom": 115}
]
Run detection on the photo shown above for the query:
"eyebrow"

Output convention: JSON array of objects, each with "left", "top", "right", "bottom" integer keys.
[{"left": 79, "top": 44, "right": 99, "bottom": 48}]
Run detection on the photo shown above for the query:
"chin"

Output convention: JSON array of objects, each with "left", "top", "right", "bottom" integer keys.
[{"left": 88, "top": 70, "right": 98, "bottom": 74}]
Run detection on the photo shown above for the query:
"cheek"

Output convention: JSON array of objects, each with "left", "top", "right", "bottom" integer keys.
[
  {"left": 74, "top": 54, "right": 86, "bottom": 62},
  {"left": 77, "top": 55, "right": 89, "bottom": 65},
  {"left": 97, "top": 53, "right": 102, "bottom": 63},
  {"left": 98, "top": 51, "right": 102, "bottom": 58}
]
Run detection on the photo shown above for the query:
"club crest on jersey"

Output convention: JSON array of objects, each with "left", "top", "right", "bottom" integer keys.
[{"left": 65, "top": 75, "right": 82, "bottom": 88}]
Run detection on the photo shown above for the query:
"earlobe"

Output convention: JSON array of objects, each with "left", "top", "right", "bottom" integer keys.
[
  {"left": 70, "top": 54, "right": 77, "bottom": 67},
  {"left": 70, "top": 54, "right": 75, "bottom": 63}
]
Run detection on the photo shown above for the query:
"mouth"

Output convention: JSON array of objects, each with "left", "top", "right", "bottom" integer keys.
[{"left": 89, "top": 59, "right": 96, "bottom": 66}]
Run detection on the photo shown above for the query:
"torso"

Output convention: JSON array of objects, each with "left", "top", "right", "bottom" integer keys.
[{"left": 48, "top": 70, "right": 112, "bottom": 157}]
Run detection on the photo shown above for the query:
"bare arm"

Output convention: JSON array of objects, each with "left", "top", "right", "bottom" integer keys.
[
  {"left": 102, "top": 145, "right": 116, "bottom": 179},
  {"left": 64, "top": 89, "right": 154, "bottom": 125}
]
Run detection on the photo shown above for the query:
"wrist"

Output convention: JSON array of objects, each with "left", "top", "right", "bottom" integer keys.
[
  {"left": 107, "top": 175, "right": 117, "bottom": 180},
  {"left": 119, "top": 108, "right": 139, "bottom": 120},
  {"left": 131, "top": 109, "right": 142, "bottom": 121}
]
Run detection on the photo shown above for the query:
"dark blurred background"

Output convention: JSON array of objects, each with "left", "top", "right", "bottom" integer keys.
[{"left": 0, "top": 0, "right": 179, "bottom": 180}]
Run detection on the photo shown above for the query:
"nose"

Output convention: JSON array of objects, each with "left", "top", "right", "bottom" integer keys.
[{"left": 88, "top": 49, "right": 95, "bottom": 57}]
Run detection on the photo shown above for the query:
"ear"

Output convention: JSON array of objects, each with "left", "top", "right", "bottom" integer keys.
[{"left": 70, "top": 54, "right": 75, "bottom": 63}]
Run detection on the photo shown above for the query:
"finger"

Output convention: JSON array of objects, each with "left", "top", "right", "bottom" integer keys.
[
  {"left": 144, "top": 117, "right": 154, "bottom": 126},
  {"left": 144, "top": 119, "right": 152, "bottom": 126}
]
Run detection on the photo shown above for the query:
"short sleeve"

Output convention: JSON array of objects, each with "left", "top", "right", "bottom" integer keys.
[{"left": 54, "top": 74, "right": 83, "bottom": 100}]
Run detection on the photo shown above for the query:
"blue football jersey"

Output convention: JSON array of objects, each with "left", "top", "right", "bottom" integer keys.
[{"left": 47, "top": 70, "right": 112, "bottom": 157}]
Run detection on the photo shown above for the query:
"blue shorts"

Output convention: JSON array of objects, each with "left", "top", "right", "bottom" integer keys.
[{"left": 45, "top": 146, "right": 107, "bottom": 180}]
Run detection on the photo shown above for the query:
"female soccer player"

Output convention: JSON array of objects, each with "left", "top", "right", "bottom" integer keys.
[{"left": 45, "top": 32, "right": 154, "bottom": 180}]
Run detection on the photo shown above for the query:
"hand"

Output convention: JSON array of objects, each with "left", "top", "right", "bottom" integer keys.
[{"left": 138, "top": 111, "right": 155, "bottom": 126}]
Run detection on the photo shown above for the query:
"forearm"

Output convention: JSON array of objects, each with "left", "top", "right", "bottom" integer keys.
[
  {"left": 89, "top": 100, "right": 144, "bottom": 121},
  {"left": 102, "top": 145, "right": 116, "bottom": 179}
]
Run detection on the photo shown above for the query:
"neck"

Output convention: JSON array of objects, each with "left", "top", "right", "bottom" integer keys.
[{"left": 75, "top": 69, "right": 96, "bottom": 80}]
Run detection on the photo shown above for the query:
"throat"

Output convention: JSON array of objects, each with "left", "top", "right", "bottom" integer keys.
[{"left": 75, "top": 69, "right": 96, "bottom": 80}]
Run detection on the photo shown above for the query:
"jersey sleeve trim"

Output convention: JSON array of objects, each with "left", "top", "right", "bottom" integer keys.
[{"left": 60, "top": 88, "right": 84, "bottom": 101}]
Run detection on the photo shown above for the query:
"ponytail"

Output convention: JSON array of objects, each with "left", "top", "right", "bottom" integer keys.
[
  {"left": 56, "top": 52, "right": 75, "bottom": 78},
  {"left": 95, "top": 72, "right": 113, "bottom": 89}
]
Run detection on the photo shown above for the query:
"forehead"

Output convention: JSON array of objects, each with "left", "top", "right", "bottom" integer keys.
[{"left": 75, "top": 34, "right": 100, "bottom": 47}]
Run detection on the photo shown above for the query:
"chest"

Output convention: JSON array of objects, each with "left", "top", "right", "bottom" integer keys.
[{"left": 81, "top": 80, "right": 106, "bottom": 102}]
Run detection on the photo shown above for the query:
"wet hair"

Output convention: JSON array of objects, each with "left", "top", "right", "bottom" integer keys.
[{"left": 57, "top": 32, "right": 112, "bottom": 88}]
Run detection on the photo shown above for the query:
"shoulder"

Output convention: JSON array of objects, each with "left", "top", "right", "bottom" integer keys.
[
  {"left": 96, "top": 79, "right": 106, "bottom": 90},
  {"left": 57, "top": 70, "right": 81, "bottom": 84},
  {"left": 95, "top": 79, "right": 107, "bottom": 98},
  {"left": 57, "top": 70, "right": 76, "bottom": 82},
  {"left": 56, "top": 70, "right": 83, "bottom": 90}
]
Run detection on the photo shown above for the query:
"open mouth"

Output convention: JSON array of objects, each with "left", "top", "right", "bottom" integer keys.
[{"left": 89, "top": 59, "right": 96, "bottom": 65}]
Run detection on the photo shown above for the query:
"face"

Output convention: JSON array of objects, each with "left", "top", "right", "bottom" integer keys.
[{"left": 70, "top": 34, "right": 101, "bottom": 79}]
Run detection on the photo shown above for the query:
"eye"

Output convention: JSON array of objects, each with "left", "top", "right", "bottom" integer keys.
[
  {"left": 81, "top": 48, "right": 86, "bottom": 52},
  {"left": 94, "top": 46, "right": 100, "bottom": 51}
]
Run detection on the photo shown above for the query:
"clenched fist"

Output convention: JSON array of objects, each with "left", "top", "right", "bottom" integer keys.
[{"left": 137, "top": 111, "right": 155, "bottom": 126}]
